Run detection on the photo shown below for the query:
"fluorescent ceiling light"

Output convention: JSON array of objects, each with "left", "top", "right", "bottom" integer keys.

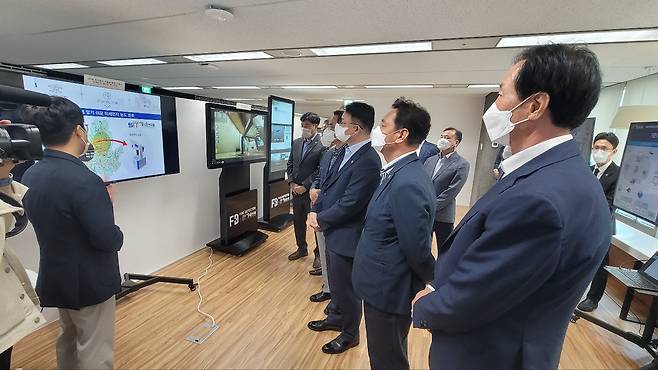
[
  {"left": 467, "top": 84, "right": 499, "bottom": 88},
  {"left": 497, "top": 28, "right": 658, "bottom": 47},
  {"left": 162, "top": 86, "right": 202, "bottom": 90},
  {"left": 34, "top": 63, "right": 89, "bottom": 69},
  {"left": 310, "top": 41, "right": 432, "bottom": 56},
  {"left": 226, "top": 98, "right": 263, "bottom": 101},
  {"left": 281, "top": 85, "right": 338, "bottom": 89},
  {"left": 184, "top": 52, "right": 273, "bottom": 62},
  {"left": 97, "top": 58, "right": 166, "bottom": 66},
  {"left": 212, "top": 86, "right": 260, "bottom": 90},
  {"left": 364, "top": 85, "right": 433, "bottom": 89}
]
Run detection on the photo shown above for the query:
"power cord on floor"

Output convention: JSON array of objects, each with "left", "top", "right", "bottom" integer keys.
[{"left": 195, "top": 247, "right": 217, "bottom": 326}]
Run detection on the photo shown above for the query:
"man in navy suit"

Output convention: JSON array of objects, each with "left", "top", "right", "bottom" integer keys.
[
  {"left": 353, "top": 97, "right": 436, "bottom": 370},
  {"left": 424, "top": 127, "right": 470, "bottom": 256},
  {"left": 306, "top": 102, "right": 381, "bottom": 354},
  {"left": 412, "top": 44, "right": 610, "bottom": 369},
  {"left": 21, "top": 97, "right": 123, "bottom": 369},
  {"left": 417, "top": 138, "right": 439, "bottom": 162}
]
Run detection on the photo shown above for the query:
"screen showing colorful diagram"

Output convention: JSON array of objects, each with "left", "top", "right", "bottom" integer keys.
[
  {"left": 614, "top": 122, "right": 658, "bottom": 224},
  {"left": 23, "top": 75, "right": 166, "bottom": 182},
  {"left": 269, "top": 98, "right": 294, "bottom": 174}
]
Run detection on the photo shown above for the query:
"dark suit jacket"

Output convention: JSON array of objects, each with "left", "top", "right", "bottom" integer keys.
[
  {"left": 22, "top": 150, "right": 124, "bottom": 309},
  {"left": 353, "top": 153, "right": 436, "bottom": 315},
  {"left": 286, "top": 134, "right": 326, "bottom": 190},
  {"left": 313, "top": 142, "right": 381, "bottom": 258},
  {"left": 423, "top": 152, "right": 470, "bottom": 223},
  {"left": 412, "top": 140, "right": 610, "bottom": 370},
  {"left": 418, "top": 141, "right": 440, "bottom": 163},
  {"left": 592, "top": 162, "right": 620, "bottom": 210}
]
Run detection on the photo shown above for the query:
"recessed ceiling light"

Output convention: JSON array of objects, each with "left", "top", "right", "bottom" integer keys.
[
  {"left": 467, "top": 84, "right": 499, "bottom": 88},
  {"left": 34, "top": 63, "right": 89, "bottom": 69},
  {"left": 364, "top": 85, "right": 433, "bottom": 89},
  {"left": 204, "top": 6, "right": 234, "bottom": 22},
  {"left": 310, "top": 41, "right": 432, "bottom": 56},
  {"left": 212, "top": 86, "right": 260, "bottom": 90},
  {"left": 496, "top": 28, "right": 658, "bottom": 47},
  {"left": 184, "top": 52, "right": 273, "bottom": 62},
  {"left": 281, "top": 85, "right": 338, "bottom": 89},
  {"left": 97, "top": 58, "right": 166, "bottom": 66},
  {"left": 162, "top": 86, "right": 202, "bottom": 90}
]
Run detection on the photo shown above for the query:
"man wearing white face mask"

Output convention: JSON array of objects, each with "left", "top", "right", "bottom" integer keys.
[
  {"left": 423, "top": 127, "right": 470, "bottom": 256},
  {"left": 577, "top": 132, "right": 620, "bottom": 313},
  {"left": 21, "top": 97, "right": 123, "bottom": 370},
  {"left": 412, "top": 44, "right": 611, "bottom": 370}
]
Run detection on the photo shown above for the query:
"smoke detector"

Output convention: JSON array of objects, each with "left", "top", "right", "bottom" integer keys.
[{"left": 205, "top": 6, "right": 234, "bottom": 22}]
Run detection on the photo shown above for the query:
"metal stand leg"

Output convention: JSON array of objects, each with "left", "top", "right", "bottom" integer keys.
[{"left": 116, "top": 273, "right": 197, "bottom": 299}]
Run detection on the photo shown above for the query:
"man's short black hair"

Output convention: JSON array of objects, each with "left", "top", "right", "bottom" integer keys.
[
  {"left": 300, "top": 112, "right": 320, "bottom": 125},
  {"left": 333, "top": 110, "right": 344, "bottom": 124},
  {"left": 344, "top": 102, "right": 374, "bottom": 132},
  {"left": 444, "top": 127, "right": 463, "bottom": 143},
  {"left": 391, "top": 97, "right": 431, "bottom": 146},
  {"left": 20, "top": 96, "right": 83, "bottom": 146},
  {"left": 514, "top": 44, "right": 602, "bottom": 130},
  {"left": 594, "top": 132, "right": 620, "bottom": 149}
]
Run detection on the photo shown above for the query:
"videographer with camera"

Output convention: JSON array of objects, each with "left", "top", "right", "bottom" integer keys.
[
  {"left": 0, "top": 118, "right": 45, "bottom": 370},
  {"left": 20, "top": 97, "right": 124, "bottom": 370}
]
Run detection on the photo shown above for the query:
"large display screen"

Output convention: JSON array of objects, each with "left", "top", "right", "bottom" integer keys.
[
  {"left": 22, "top": 75, "right": 179, "bottom": 182},
  {"left": 614, "top": 122, "right": 658, "bottom": 224},
  {"left": 206, "top": 103, "right": 267, "bottom": 168},
  {"left": 268, "top": 96, "right": 294, "bottom": 174}
]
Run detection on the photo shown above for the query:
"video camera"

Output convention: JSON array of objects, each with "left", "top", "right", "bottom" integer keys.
[{"left": 0, "top": 84, "right": 46, "bottom": 164}]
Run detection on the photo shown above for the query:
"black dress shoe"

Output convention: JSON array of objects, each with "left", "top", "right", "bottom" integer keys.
[
  {"left": 577, "top": 298, "right": 598, "bottom": 312},
  {"left": 322, "top": 335, "right": 359, "bottom": 354},
  {"left": 312, "top": 255, "right": 321, "bottom": 269},
  {"left": 288, "top": 249, "right": 308, "bottom": 261},
  {"left": 310, "top": 292, "right": 331, "bottom": 302},
  {"left": 308, "top": 319, "right": 341, "bottom": 332},
  {"left": 309, "top": 268, "right": 322, "bottom": 276}
]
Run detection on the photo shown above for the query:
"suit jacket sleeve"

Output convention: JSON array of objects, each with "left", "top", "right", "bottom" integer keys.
[
  {"left": 436, "top": 162, "right": 470, "bottom": 212},
  {"left": 72, "top": 176, "right": 124, "bottom": 253},
  {"left": 316, "top": 159, "right": 380, "bottom": 229},
  {"left": 286, "top": 142, "right": 295, "bottom": 183},
  {"left": 412, "top": 191, "right": 563, "bottom": 333},
  {"left": 390, "top": 183, "right": 436, "bottom": 282},
  {"left": 604, "top": 167, "right": 619, "bottom": 209}
]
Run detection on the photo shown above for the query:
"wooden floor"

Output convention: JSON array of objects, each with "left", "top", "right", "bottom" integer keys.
[{"left": 12, "top": 217, "right": 655, "bottom": 369}]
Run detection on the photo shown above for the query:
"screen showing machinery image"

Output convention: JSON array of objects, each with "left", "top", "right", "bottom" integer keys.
[
  {"left": 614, "top": 122, "right": 658, "bottom": 224},
  {"left": 206, "top": 104, "right": 267, "bottom": 168}
]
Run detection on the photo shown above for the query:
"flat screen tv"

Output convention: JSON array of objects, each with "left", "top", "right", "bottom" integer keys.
[
  {"left": 21, "top": 75, "right": 180, "bottom": 183},
  {"left": 613, "top": 121, "right": 658, "bottom": 225},
  {"left": 206, "top": 103, "right": 267, "bottom": 168},
  {"left": 267, "top": 96, "right": 294, "bottom": 176}
]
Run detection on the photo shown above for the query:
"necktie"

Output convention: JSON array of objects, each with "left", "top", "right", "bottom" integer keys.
[
  {"left": 497, "top": 165, "right": 505, "bottom": 180},
  {"left": 380, "top": 168, "right": 390, "bottom": 185},
  {"left": 302, "top": 139, "right": 311, "bottom": 159},
  {"left": 593, "top": 168, "right": 600, "bottom": 177}
]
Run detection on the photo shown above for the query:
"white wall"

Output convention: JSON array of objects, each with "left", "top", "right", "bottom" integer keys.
[{"left": 10, "top": 97, "right": 222, "bottom": 320}]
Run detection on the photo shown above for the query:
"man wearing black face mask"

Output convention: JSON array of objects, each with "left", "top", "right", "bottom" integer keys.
[
  {"left": 412, "top": 44, "right": 610, "bottom": 370},
  {"left": 21, "top": 97, "right": 123, "bottom": 370}
]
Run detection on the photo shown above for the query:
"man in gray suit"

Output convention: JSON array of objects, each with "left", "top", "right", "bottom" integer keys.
[{"left": 423, "top": 127, "right": 470, "bottom": 257}]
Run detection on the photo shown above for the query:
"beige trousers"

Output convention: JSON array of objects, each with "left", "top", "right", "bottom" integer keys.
[{"left": 56, "top": 296, "right": 115, "bottom": 370}]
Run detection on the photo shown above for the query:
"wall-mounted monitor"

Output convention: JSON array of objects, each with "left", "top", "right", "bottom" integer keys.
[
  {"left": 21, "top": 75, "right": 180, "bottom": 183},
  {"left": 267, "top": 96, "right": 294, "bottom": 177},
  {"left": 206, "top": 103, "right": 267, "bottom": 168},
  {"left": 614, "top": 121, "right": 658, "bottom": 225}
]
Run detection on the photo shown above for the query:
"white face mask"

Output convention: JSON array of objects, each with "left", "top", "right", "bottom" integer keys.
[
  {"left": 321, "top": 129, "right": 335, "bottom": 146},
  {"left": 370, "top": 126, "right": 402, "bottom": 151},
  {"left": 302, "top": 127, "right": 314, "bottom": 139},
  {"left": 501, "top": 145, "right": 513, "bottom": 160},
  {"left": 437, "top": 138, "right": 452, "bottom": 151},
  {"left": 592, "top": 149, "right": 610, "bottom": 165},
  {"left": 482, "top": 95, "right": 535, "bottom": 146},
  {"left": 335, "top": 124, "right": 352, "bottom": 143}
]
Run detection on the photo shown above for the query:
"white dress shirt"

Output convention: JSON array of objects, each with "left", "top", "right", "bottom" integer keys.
[
  {"left": 593, "top": 160, "right": 612, "bottom": 179},
  {"left": 500, "top": 134, "right": 573, "bottom": 178},
  {"left": 382, "top": 150, "right": 417, "bottom": 172}
]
